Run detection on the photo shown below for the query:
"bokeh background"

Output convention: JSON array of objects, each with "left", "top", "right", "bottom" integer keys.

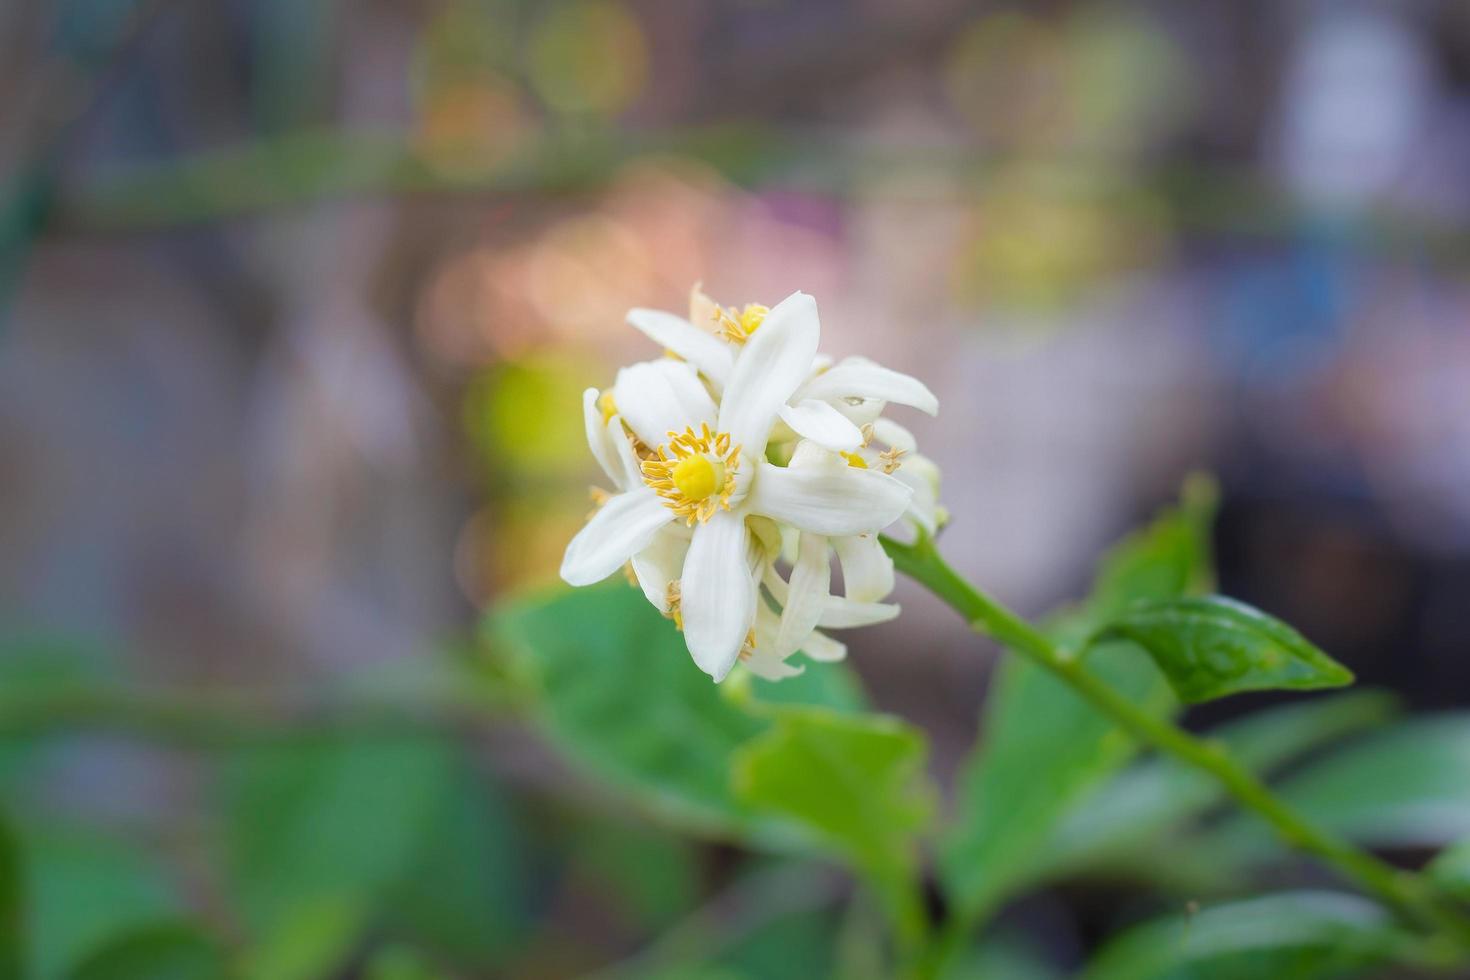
[{"left": 3, "top": 1, "right": 1470, "bottom": 977}]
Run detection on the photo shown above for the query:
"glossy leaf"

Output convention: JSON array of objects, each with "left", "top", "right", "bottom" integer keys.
[
  {"left": 939, "top": 484, "right": 1214, "bottom": 924},
  {"left": 66, "top": 923, "right": 225, "bottom": 980},
  {"left": 1083, "top": 891, "right": 1422, "bottom": 980},
  {"left": 1096, "top": 596, "right": 1353, "bottom": 704},
  {"left": 732, "top": 708, "right": 932, "bottom": 896},
  {"left": 491, "top": 583, "right": 865, "bottom": 845}
]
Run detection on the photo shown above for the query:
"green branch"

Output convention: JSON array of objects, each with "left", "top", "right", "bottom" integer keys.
[{"left": 882, "top": 532, "right": 1470, "bottom": 966}]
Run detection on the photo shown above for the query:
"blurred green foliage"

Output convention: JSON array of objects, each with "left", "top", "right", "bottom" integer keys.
[{"left": 1, "top": 484, "right": 1469, "bottom": 977}]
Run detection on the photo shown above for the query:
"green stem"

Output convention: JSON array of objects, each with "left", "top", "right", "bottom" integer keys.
[{"left": 882, "top": 533, "right": 1470, "bottom": 961}]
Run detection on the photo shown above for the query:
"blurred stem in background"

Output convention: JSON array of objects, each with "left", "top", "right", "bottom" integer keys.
[
  {"left": 882, "top": 532, "right": 1470, "bottom": 975},
  {"left": 12, "top": 124, "right": 1470, "bottom": 261}
]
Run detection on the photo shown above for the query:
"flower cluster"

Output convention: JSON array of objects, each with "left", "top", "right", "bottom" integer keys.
[{"left": 560, "top": 286, "right": 942, "bottom": 682}]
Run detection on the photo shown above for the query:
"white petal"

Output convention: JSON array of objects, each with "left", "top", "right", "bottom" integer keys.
[
  {"left": 681, "top": 512, "right": 757, "bottom": 682},
  {"left": 871, "top": 417, "right": 917, "bottom": 454},
  {"left": 819, "top": 597, "right": 900, "bottom": 628},
  {"left": 582, "top": 388, "right": 620, "bottom": 484},
  {"left": 630, "top": 528, "right": 690, "bottom": 613},
  {"left": 797, "top": 357, "right": 938, "bottom": 416},
  {"left": 743, "top": 650, "right": 805, "bottom": 681},
  {"left": 560, "top": 490, "right": 671, "bottom": 586},
  {"left": 774, "top": 532, "right": 830, "bottom": 658},
  {"left": 833, "top": 533, "right": 896, "bottom": 603},
  {"left": 613, "top": 360, "right": 717, "bottom": 449},
  {"left": 893, "top": 454, "right": 941, "bottom": 533},
  {"left": 743, "top": 603, "right": 804, "bottom": 680},
  {"left": 717, "top": 291, "right": 821, "bottom": 457},
  {"left": 799, "top": 629, "right": 847, "bottom": 662},
  {"left": 778, "top": 399, "right": 864, "bottom": 452},
  {"left": 761, "top": 562, "right": 790, "bottom": 604},
  {"left": 747, "top": 460, "right": 912, "bottom": 536},
  {"left": 627, "top": 309, "right": 734, "bottom": 387}
]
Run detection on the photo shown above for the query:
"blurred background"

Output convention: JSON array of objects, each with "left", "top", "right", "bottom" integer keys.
[{"left": 2, "top": 0, "right": 1470, "bottom": 977}]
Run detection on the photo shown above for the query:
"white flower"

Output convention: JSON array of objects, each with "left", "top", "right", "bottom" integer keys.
[
  {"left": 627, "top": 285, "right": 939, "bottom": 453},
  {"left": 561, "top": 291, "right": 915, "bottom": 682}
]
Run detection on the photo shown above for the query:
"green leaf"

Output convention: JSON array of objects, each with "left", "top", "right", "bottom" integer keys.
[
  {"left": 565, "top": 818, "right": 697, "bottom": 932},
  {"left": 491, "top": 583, "right": 865, "bottom": 845},
  {"left": 941, "top": 643, "right": 1173, "bottom": 921},
  {"left": 1082, "top": 892, "right": 1423, "bottom": 980},
  {"left": 22, "top": 827, "right": 178, "bottom": 980},
  {"left": 363, "top": 945, "right": 451, "bottom": 980},
  {"left": 239, "top": 897, "right": 359, "bottom": 980},
  {"left": 1096, "top": 596, "right": 1353, "bottom": 704},
  {"left": 715, "top": 903, "right": 837, "bottom": 980},
  {"left": 1220, "top": 715, "right": 1470, "bottom": 853},
  {"left": 747, "top": 664, "right": 867, "bottom": 715},
  {"left": 1428, "top": 838, "right": 1470, "bottom": 902},
  {"left": 219, "top": 734, "right": 455, "bottom": 979},
  {"left": 0, "top": 815, "right": 21, "bottom": 980},
  {"left": 1084, "top": 473, "right": 1218, "bottom": 621},
  {"left": 383, "top": 759, "right": 529, "bottom": 969},
  {"left": 731, "top": 708, "right": 932, "bottom": 898},
  {"left": 939, "top": 484, "right": 1214, "bottom": 924},
  {"left": 1043, "top": 690, "right": 1399, "bottom": 881},
  {"left": 943, "top": 935, "right": 1063, "bottom": 980},
  {"left": 66, "top": 923, "right": 224, "bottom": 980}
]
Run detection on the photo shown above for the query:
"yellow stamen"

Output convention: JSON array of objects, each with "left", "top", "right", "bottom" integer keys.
[
  {"left": 860, "top": 423, "right": 875, "bottom": 448},
  {"left": 640, "top": 423, "right": 742, "bottom": 525},
  {"left": 840, "top": 451, "right": 868, "bottom": 469},
  {"left": 878, "top": 447, "right": 906, "bottom": 474},
  {"left": 712, "top": 302, "right": 769, "bottom": 344},
  {"left": 587, "top": 485, "right": 611, "bottom": 520},
  {"left": 597, "top": 390, "right": 618, "bottom": 424},
  {"left": 665, "top": 581, "right": 683, "bottom": 630}
]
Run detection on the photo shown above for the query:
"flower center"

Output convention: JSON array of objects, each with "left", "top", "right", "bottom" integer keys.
[
  {"left": 713, "top": 303, "right": 769, "bottom": 344},
  {"left": 672, "top": 454, "right": 725, "bottom": 501},
  {"left": 641, "top": 424, "right": 741, "bottom": 525}
]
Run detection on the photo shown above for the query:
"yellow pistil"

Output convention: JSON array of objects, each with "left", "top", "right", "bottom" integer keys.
[
  {"left": 840, "top": 451, "right": 868, "bottom": 469},
  {"left": 597, "top": 390, "right": 618, "bottom": 424},
  {"left": 878, "top": 447, "right": 906, "bottom": 474},
  {"left": 640, "top": 423, "right": 742, "bottom": 525},
  {"left": 712, "top": 303, "right": 769, "bottom": 345}
]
